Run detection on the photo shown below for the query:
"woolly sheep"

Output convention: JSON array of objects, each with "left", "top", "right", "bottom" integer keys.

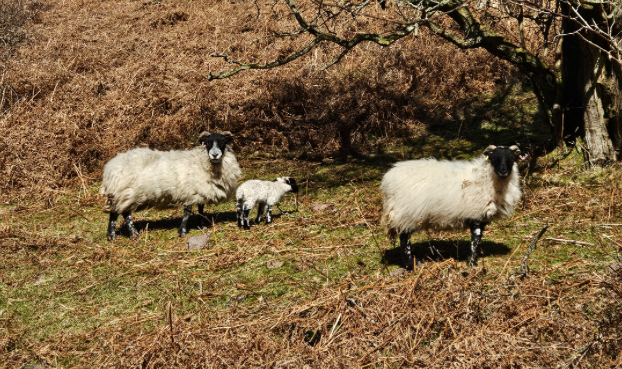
[
  {"left": 236, "top": 177, "right": 299, "bottom": 230},
  {"left": 380, "top": 145, "right": 524, "bottom": 269},
  {"left": 100, "top": 131, "right": 242, "bottom": 240}
]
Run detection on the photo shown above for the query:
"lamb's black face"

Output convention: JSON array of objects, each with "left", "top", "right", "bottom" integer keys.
[
  {"left": 484, "top": 145, "right": 521, "bottom": 179},
  {"left": 285, "top": 177, "right": 299, "bottom": 193},
  {"left": 198, "top": 132, "right": 232, "bottom": 164}
]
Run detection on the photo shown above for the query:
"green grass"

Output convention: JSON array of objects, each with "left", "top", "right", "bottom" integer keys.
[{"left": 2, "top": 151, "right": 619, "bottom": 351}]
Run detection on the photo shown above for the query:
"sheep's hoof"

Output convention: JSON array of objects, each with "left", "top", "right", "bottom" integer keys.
[
  {"left": 179, "top": 229, "right": 188, "bottom": 237},
  {"left": 107, "top": 233, "right": 116, "bottom": 241},
  {"left": 415, "top": 258, "right": 424, "bottom": 267},
  {"left": 468, "top": 259, "right": 478, "bottom": 267}
]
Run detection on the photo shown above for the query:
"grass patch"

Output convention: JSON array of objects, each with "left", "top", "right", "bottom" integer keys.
[{"left": 2, "top": 145, "right": 622, "bottom": 367}]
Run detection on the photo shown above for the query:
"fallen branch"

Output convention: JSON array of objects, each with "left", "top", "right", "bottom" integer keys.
[
  {"left": 520, "top": 225, "right": 549, "bottom": 276},
  {"left": 546, "top": 238, "right": 594, "bottom": 246}
]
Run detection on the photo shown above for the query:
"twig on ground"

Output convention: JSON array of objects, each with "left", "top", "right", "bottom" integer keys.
[
  {"left": 520, "top": 225, "right": 549, "bottom": 276},
  {"left": 546, "top": 238, "right": 594, "bottom": 246}
]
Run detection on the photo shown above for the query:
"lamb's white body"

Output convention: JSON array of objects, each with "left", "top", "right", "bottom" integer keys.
[
  {"left": 100, "top": 146, "right": 241, "bottom": 213},
  {"left": 236, "top": 180, "right": 292, "bottom": 210},
  {"left": 381, "top": 156, "right": 521, "bottom": 237},
  {"left": 236, "top": 177, "right": 297, "bottom": 229}
]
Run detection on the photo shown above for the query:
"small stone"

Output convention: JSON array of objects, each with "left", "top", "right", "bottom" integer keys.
[
  {"left": 32, "top": 274, "right": 46, "bottom": 285},
  {"left": 186, "top": 234, "right": 209, "bottom": 250},
  {"left": 22, "top": 364, "right": 45, "bottom": 369},
  {"left": 606, "top": 263, "right": 622, "bottom": 279},
  {"left": 68, "top": 234, "right": 82, "bottom": 243},
  {"left": 267, "top": 260, "right": 284, "bottom": 269},
  {"left": 310, "top": 203, "right": 334, "bottom": 213},
  {"left": 389, "top": 268, "right": 408, "bottom": 277}
]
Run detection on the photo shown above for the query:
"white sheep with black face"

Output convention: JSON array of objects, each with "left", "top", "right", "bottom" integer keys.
[
  {"left": 99, "top": 131, "right": 242, "bottom": 240},
  {"left": 380, "top": 145, "right": 525, "bottom": 269},
  {"left": 235, "top": 177, "right": 299, "bottom": 230}
]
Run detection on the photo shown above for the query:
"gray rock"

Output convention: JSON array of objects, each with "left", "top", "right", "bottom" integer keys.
[
  {"left": 310, "top": 203, "right": 334, "bottom": 213},
  {"left": 266, "top": 260, "right": 284, "bottom": 269},
  {"left": 186, "top": 234, "right": 209, "bottom": 250},
  {"left": 389, "top": 268, "right": 409, "bottom": 277}
]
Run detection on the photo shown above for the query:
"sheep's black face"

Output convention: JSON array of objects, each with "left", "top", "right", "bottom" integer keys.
[
  {"left": 484, "top": 145, "right": 521, "bottom": 179},
  {"left": 198, "top": 132, "right": 233, "bottom": 164},
  {"left": 285, "top": 177, "right": 299, "bottom": 193}
]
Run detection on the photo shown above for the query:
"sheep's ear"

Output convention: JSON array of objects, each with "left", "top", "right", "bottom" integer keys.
[
  {"left": 509, "top": 145, "right": 528, "bottom": 161},
  {"left": 221, "top": 131, "right": 233, "bottom": 145},
  {"left": 288, "top": 178, "right": 299, "bottom": 193},
  {"left": 198, "top": 131, "right": 211, "bottom": 146},
  {"left": 483, "top": 145, "right": 496, "bottom": 159},
  {"left": 510, "top": 145, "right": 529, "bottom": 161}
]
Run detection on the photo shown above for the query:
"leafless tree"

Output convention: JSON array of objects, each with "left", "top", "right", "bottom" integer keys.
[{"left": 210, "top": 0, "right": 622, "bottom": 165}]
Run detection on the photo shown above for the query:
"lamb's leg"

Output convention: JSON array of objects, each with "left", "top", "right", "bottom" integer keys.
[
  {"left": 122, "top": 212, "right": 139, "bottom": 240},
  {"left": 243, "top": 206, "right": 251, "bottom": 230},
  {"left": 236, "top": 199, "right": 244, "bottom": 228},
  {"left": 399, "top": 232, "right": 414, "bottom": 270},
  {"left": 468, "top": 220, "right": 485, "bottom": 266},
  {"left": 265, "top": 204, "right": 273, "bottom": 224},
  {"left": 179, "top": 206, "right": 191, "bottom": 237},
  {"left": 107, "top": 212, "right": 119, "bottom": 241},
  {"left": 255, "top": 203, "right": 265, "bottom": 224}
]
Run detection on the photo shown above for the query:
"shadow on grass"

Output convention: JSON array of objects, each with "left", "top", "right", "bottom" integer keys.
[
  {"left": 383, "top": 239, "right": 512, "bottom": 266},
  {"left": 113, "top": 209, "right": 298, "bottom": 238},
  {"left": 118, "top": 211, "right": 239, "bottom": 236}
]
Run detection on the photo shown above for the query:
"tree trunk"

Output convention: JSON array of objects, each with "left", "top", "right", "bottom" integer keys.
[
  {"left": 582, "top": 49, "right": 616, "bottom": 165},
  {"left": 561, "top": 1, "right": 619, "bottom": 165}
]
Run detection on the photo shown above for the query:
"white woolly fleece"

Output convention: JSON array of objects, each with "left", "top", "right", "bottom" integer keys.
[
  {"left": 236, "top": 179, "right": 293, "bottom": 209},
  {"left": 99, "top": 145, "right": 241, "bottom": 213},
  {"left": 380, "top": 156, "right": 521, "bottom": 236}
]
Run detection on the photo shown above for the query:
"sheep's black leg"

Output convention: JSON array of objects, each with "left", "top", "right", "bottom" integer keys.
[
  {"left": 265, "top": 205, "right": 273, "bottom": 224},
  {"left": 236, "top": 200, "right": 244, "bottom": 228},
  {"left": 107, "top": 212, "right": 119, "bottom": 241},
  {"left": 399, "top": 232, "right": 414, "bottom": 270},
  {"left": 179, "top": 206, "right": 191, "bottom": 237},
  {"left": 243, "top": 207, "right": 251, "bottom": 230},
  {"left": 198, "top": 204, "right": 209, "bottom": 229},
  {"left": 468, "top": 220, "right": 485, "bottom": 267},
  {"left": 255, "top": 203, "right": 265, "bottom": 224},
  {"left": 122, "top": 212, "right": 139, "bottom": 240}
]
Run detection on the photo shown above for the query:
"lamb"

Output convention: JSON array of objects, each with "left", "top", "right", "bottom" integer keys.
[
  {"left": 99, "top": 131, "right": 242, "bottom": 240},
  {"left": 380, "top": 145, "right": 524, "bottom": 269},
  {"left": 236, "top": 177, "right": 299, "bottom": 230}
]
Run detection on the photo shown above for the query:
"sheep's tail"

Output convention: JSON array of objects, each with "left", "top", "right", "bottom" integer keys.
[
  {"left": 99, "top": 185, "right": 114, "bottom": 213},
  {"left": 380, "top": 210, "right": 398, "bottom": 243}
]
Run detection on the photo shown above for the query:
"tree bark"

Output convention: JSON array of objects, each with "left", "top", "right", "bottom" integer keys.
[
  {"left": 582, "top": 49, "right": 616, "bottom": 165},
  {"left": 560, "top": 0, "right": 619, "bottom": 165}
]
